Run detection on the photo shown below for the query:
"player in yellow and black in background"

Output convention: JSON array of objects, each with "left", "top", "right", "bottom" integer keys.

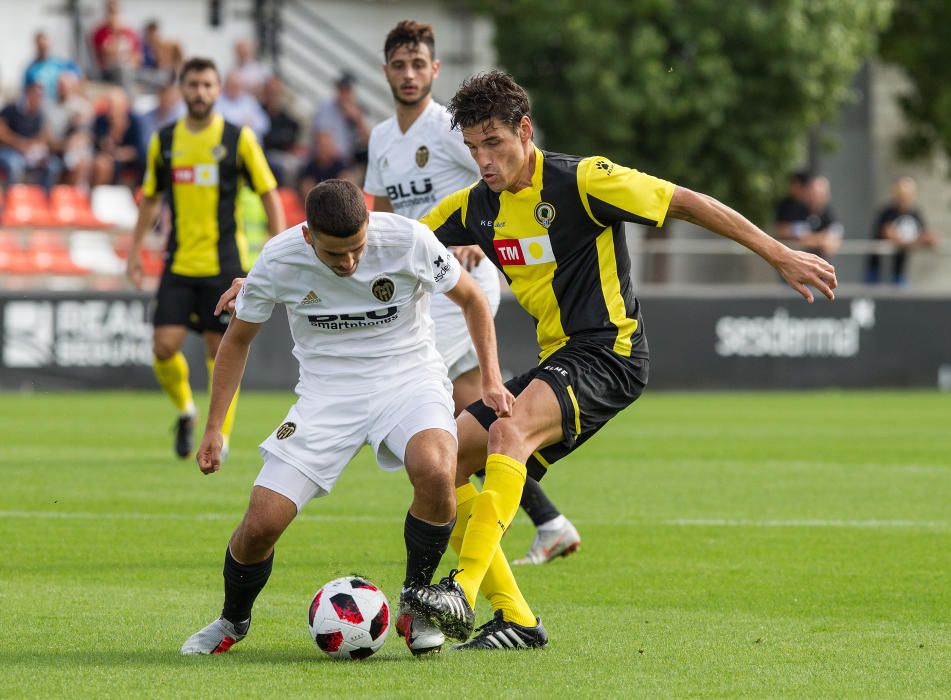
[
  {"left": 402, "top": 71, "right": 839, "bottom": 650},
  {"left": 127, "top": 57, "right": 284, "bottom": 460}
]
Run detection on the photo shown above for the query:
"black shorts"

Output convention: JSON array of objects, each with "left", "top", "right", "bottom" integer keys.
[
  {"left": 153, "top": 271, "right": 237, "bottom": 334},
  {"left": 466, "top": 337, "right": 649, "bottom": 481}
]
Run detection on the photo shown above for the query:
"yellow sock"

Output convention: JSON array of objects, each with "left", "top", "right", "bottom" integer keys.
[
  {"left": 451, "top": 482, "right": 536, "bottom": 627},
  {"left": 207, "top": 358, "right": 239, "bottom": 441},
  {"left": 153, "top": 353, "right": 194, "bottom": 415},
  {"left": 455, "top": 454, "right": 527, "bottom": 610}
]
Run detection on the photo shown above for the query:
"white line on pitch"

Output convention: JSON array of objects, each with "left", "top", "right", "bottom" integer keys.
[
  {"left": 663, "top": 518, "right": 950, "bottom": 529},
  {"left": 1, "top": 510, "right": 948, "bottom": 530}
]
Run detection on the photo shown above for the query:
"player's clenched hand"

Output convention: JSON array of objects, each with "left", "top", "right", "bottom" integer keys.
[
  {"left": 450, "top": 245, "right": 485, "bottom": 271},
  {"left": 196, "top": 430, "right": 224, "bottom": 474},
  {"left": 482, "top": 379, "right": 515, "bottom": 418},
  {"left": 215, "top": 277, "right": 246, "bottom": 316},
  {"left": 775, "top": 250, "right": 837, "bottom": 303}
]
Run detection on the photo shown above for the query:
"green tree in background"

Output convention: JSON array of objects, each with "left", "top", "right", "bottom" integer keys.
[
  {"left": 465, "top": 0, "right": 891, "bottom": 223},
  {"left": 879, "top": 0, "right": 951, "bottom": 164}
]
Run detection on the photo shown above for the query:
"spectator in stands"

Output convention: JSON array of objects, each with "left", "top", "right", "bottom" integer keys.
[
  {"left": 138, "top": 79, "right": 185, "bottom": 152},
  {"left": 92, "top": 88, "right": 144, "bottom": 186},
  {"left": 0, "top": 82, "right": 63, "bottom": 191},
  {"left": 216, "top": 72, "right": 269, "bottom": 142},
  {"left": 46, "top": 72, "right": 94, "bottom": 187},
  {"left": 232, "top": 39, "right": 271, "bottom": 98},
  {"left": 139, "top": 20, "right": 183, "bottom": 90},
  {"left": 297, "top": 129, "right": 350, "bottom": 201},
  {"left": 774, "top": 170, "right": 813, "bottom": 243},
  {"left": 90, "top": 0, "right": 141, "bottom": 89},
  {"left": 260, "top": 76, "right": 301, "bottom": 186},
  {"left": 865, "top": 176, "right": 938, "bottom": 285},
  {"left": 23, "top": 31, "right": 82, "bottom": 102},
  {"left": 311, "top": 71, "right": 370, "bottom": 168},
  {"left": 802, "top": 175, "right": 843, "bottom": 260}
]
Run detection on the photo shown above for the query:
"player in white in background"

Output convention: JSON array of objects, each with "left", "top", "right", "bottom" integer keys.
[
  {"left": 180, "top": 180, "right": 512, "bottom": 656},
  {"left": 365, "top": 19, "right": 581, "bottom": 588}
]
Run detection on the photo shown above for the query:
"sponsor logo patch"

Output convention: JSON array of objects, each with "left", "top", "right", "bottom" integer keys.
[
  {"left": 301, "top": 291, "right": 321, "bottom": 306},
  {"left": 492, "top": 235, "right": 556, "bottom": 266}
]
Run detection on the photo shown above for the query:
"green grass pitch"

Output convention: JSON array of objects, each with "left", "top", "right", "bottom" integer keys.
[{"left": 1, "top": 390, "right": 949, "bottom": 698}]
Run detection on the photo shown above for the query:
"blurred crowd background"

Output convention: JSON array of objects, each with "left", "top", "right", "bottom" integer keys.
[{"left": 0, "top": 0, "right": 947, "bottom": 293}]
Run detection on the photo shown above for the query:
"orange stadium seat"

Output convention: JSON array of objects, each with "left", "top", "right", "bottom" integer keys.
[
  {"left": 363, "top": 190, "right": 375, "bottom": 211},
  {"left": 27, "top": 231, "right": 90, "bottom": 275},
  {"left": 278, "top": 188, "right": 305, "bottom": 225},
  {"left": 1, "top": 185, "right": 54, "bottom": 227},
  {"left": 0, "top": 233, "right": 35, "bottom": 273},
  {"left": 50, "top": 186, "right": 106, "bottom": 228}
]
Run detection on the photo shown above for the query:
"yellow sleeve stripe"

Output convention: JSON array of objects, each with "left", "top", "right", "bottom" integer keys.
[
  {"left": 141, "top": 132, "right": 161, "bottom": 197},
  {"left": 577, "top": 158, "right": 606, "bottom": 228},
  {"left": 565, "top": 384, "right": 582, "bottom": 439}
]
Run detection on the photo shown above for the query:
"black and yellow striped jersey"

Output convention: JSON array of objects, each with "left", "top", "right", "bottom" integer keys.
[
  {"left": 421, "top": 146, "right": 675, "bottom": 361},
  {"left": 142, "top": 114, "right": 277, "bottom": 278}
]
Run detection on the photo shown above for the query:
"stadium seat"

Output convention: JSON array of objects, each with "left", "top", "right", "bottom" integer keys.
[
  {"left": 27, "top": 231, "right": 90, "bottom": 275},
  {"left": 50, "top": 186, "right": 106, "bottom": 228},
  {"left": 113, "top": 233, "right": 165, "bottom": 277},
  {"left": 0, "top": 233, "right": 35, "bottom": 274},
  {"left": 69, "top": 231, "right": 127, "bottom": 275},
  {"left": 278, "top": 188, "right": 305, "bottom": 225},
  {"left": 1, "top": 185, "right": 54, "bottom": 227},
  {"left": 363, "top": 190, "right": 375, "bottom": 211},
  {"left": 91, "top": 185, "right": 139, "bottom": 228}
]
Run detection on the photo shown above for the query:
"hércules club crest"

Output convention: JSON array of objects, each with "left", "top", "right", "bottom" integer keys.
[{"left": 371, "top": 276, "right": 395, "bottom": 302}]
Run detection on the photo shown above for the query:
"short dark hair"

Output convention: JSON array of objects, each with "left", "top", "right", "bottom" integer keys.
[
  {"left": 790, "top": 170, "right": 813, "bottom": 187},
  {"left": 447, "top": 70, "right": 530, "bottom": 132},
  {"left": 305, "top": 180, "right": 369, "bottom": 238},
  {"left": 384, "top": 20, "right": 436, "bottom": 62},
  {"left": 178, "top": 57, "right": 219, "bottom": 84}
]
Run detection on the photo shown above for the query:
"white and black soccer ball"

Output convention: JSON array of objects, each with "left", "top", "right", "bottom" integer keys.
[{"left": 307, "top": 576, "right": 390, "bottom": 659}]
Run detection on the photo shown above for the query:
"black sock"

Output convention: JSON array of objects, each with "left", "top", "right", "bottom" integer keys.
[
  {"left": 519, "top": 476, "right": 561, "bottom": 527},
  {"left": 477, "top": 469, "right": 561, "bottom": 527},
  {"left": 221, "top": 547, "right": 273, "bottom": 628},
  {"left": 403, "top": 512, "right": 453, "bottom": 589}
]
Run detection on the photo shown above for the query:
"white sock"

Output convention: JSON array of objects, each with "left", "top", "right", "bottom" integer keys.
[{"left": 537, "top": 514, "right": 568, "bottom": 532}]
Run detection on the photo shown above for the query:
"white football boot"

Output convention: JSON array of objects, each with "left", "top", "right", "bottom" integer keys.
[
  {"left": 513, "top": 516, "right": 581, "bottom": 565},
  {"left": 180, "top": 616, "right": 249, "bottom": 655},
  {"left": 397, "top": 596, "right": 445, "bottom": 656}
]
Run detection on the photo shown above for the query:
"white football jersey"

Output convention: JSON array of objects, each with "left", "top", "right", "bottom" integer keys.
[
  {"left": 235, "top": 212, "right": 461, "bottom": 395},
  {"left": 365, "top": 100, "right": 500, "bottom": 363},
  {"left": 364, "top": 100, "right": 479, "bottom": 220}
]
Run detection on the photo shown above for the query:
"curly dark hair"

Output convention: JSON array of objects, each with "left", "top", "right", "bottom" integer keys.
[
  {"left": 384, "top": 20, "right": 435, "bottom": 62},
  {"left": 447, "top": 70, "right": 531, "bottom": 132},
  {"left": 178, "top": 56, "right": 219, "bottom": 84}
]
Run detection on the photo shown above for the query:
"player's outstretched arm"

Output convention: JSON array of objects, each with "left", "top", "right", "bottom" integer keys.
[
  {"left": 667, "top": 186, "right": 838, "bottom": 303},
  {"left": 197, "top": 318, "right": 262, "bottom": 474},
  {"left": 261, "top": 188, "right": 286, "bottom": 238},
  {"left": 214, "top": 278, "right": 247, "bottom": 316},
  {"left": 444, "top": 270, "right": 514, "bottom": 417},
  {"left": 126, "top": 195, "right": 162, "bottom": 288}
]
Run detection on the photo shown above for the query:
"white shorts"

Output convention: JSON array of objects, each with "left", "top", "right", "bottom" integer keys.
[
  {"left": 256, "top": 371, "right": 456, "bottom": 506},
  {"left": 432, "top": 257, "right": 501, "bottom": 379}
]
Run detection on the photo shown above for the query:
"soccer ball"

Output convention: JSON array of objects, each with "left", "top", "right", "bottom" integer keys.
[{"left": 307, "top": 576, "right": 390, "bottom": 659}]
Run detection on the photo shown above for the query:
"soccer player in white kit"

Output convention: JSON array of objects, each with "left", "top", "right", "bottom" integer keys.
[
  {"left": 364, "top": 19, "right": 581, "bottom": 647},
  {"left": 180, "top": 179, "right": 512, "bottom": 656}
]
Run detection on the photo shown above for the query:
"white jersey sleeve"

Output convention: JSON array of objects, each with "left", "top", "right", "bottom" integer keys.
[
  {"left": 235, "top": 254, "right": 277, "bottom": 323},
  {"left": 413, "top": 221, "right": 461, "bottom": 295},
  {"left": 363, "top": 127, "right": 385, "bottom": 196}
]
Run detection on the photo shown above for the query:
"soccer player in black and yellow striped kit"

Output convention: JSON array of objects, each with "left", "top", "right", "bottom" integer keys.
[
  {"left": 127, "top": 57, "right": 284, "bottom": 459},
  {"left": 403, "top": 71, "right": 838, "bottom": 649}
]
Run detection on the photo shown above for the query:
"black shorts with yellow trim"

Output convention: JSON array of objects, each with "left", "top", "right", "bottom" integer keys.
[
  {"left": 465, "top": 337, "right": 649, "bottom": 481},
  {"left": 153, "top": 271, "right": 238, "bottom": 334}
]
